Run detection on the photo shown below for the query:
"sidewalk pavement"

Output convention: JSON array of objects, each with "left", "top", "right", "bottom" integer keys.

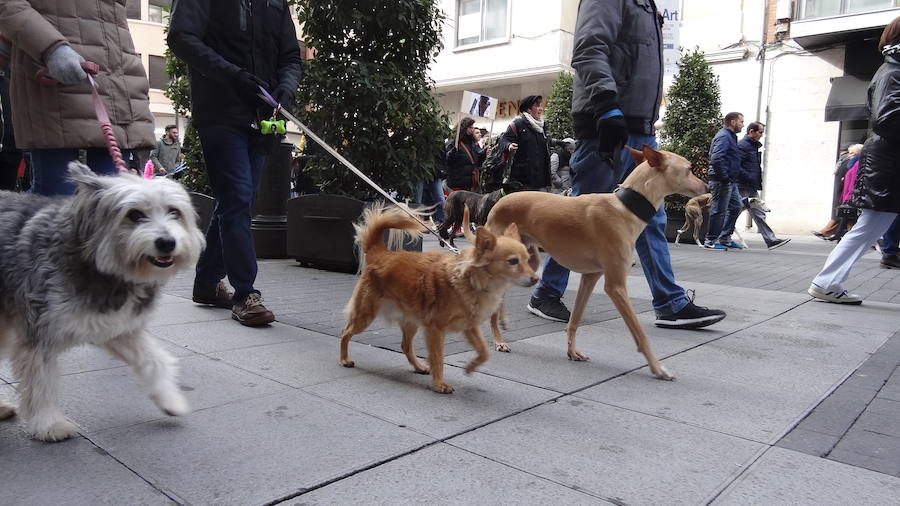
[{"left": 2, "top": 232, "right": 900, "bottom": 505}]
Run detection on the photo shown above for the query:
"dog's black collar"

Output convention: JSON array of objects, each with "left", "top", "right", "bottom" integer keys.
[{"left": 614, "top": 187, "right": 656, "bottom": 223}]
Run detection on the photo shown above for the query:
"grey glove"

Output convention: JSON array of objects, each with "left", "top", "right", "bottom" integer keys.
[{"left": 45, "top": 45, "right": 86, "bottom": 85}]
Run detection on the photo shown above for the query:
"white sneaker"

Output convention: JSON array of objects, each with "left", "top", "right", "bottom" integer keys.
[{"left": 807, "top": 284, "right": 863, "bottom": 305}]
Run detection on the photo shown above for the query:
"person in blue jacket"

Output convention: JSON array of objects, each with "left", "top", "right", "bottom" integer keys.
[
  {"left": 704, "top": 112, "right": 745, "bottom": 250},
  {"left": 736, "top": 121, "right": 790, "bottom": 250}
]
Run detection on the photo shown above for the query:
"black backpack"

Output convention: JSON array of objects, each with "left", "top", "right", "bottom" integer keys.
[{"left": 480, "top": 122, "right": 517, "bottom": 193}]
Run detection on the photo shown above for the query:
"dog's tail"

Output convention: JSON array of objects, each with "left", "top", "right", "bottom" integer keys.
[
  {"left": 355, "top": 202, "right": 425, "bottom": 256},
  {"left": 461, "top": 205, "right": 477, "bottom": 243}
]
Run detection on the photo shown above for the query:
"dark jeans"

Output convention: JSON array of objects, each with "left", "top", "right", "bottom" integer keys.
[
  {"left": 706, "top": 180, "right": 742, "bottom": 244},
  {"left": 881, "top": 214, "right": 900, "bottom": 256},
  {"left": 414, "top": 178, "right": 445, "bottom": 223},
  {"left": 30, "top": 148, "right": 117, "bottom": 196},
  {"left": 0, "top": 151, "right": 22, "bottom": 191},
  {"left": 194, "top": 125, "right": 270, "bottom": 302},
  {"left": 534, "top": 135, "right": 690, "bottom": 316}
]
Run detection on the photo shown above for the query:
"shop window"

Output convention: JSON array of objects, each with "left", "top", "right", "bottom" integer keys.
[
  {"left": 126, "top": 0, "right": 141, "bottom": 20},
  {"left": 797, "top": 0, "right": 899, "bottom": 20},
  {"left": 148, "top": 55, "right": 169, "bottom": 90},
  {"left": 456, "top": 0, "right": 509, "bottom": 47},
  {"left": 149, "top": 0, "right": 172, "bottom": 24}
]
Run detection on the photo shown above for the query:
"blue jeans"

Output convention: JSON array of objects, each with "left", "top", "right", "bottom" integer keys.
[
  {"left": 414, "top": 178, "right": 446, "bottom": 223},
  {"left": 881, "top": 214, "right": 900, "bottom": 256},
  {"left": 705, "top": 180, "right": 741, "bottom": 244},
  {"left": 533, "top": 135, "right": 690, "bottom": 316},
  {"left": 194, "top": 125, "right": 270, "bottom": 302},
  {"left": 31, "top": 148, "right": 117, "bottom": 196}
]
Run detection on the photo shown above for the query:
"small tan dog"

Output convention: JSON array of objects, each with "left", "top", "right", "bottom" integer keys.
[
  {"left": 339, "top": 204, "right": 537, "bottom": 393},
  {"left": 485, "top": 145, "right": 707, "bottom": 380},
  {"left": 674, "top": 193, "right": 753, "bottom": 248}
]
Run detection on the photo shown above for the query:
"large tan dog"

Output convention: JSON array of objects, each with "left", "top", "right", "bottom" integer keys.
[
  {"left": 674, "top": 193, "right": 753, "bottom": 248},
  {"left": 485, "top": 145, "right": 707, "bottom": 380},
  {"left": 339, "top": 204, "right": 538, "bottom": 393}
]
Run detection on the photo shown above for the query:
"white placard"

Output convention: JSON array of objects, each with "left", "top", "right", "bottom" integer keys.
[
  {"left": 460, "top": 90, "right": 498, "bottom": 119},
  {"left": 657, "top": 0, "right": 681, "bottom": 77}
]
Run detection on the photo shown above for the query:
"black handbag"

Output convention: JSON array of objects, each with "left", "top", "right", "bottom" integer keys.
[{"left": 836, "top": 204, "right": 858, "bottom": 218}]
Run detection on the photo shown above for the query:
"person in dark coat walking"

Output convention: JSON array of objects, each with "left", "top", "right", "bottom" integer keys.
[
  {"left": 445, "top": 117, "right": 485, "bottom": 191},
  {"left": 500, "top": 95, "right": 554, "bottom": 191},
  {"left": 168, "top": 0, "right": 302, "bottom": 326},
  {"left": 809, "top": 16, "right": 900, "bottom": 304},
  {"left": 735, "top": 121, "right": 789, "bottom": 249},
  {"left": 704, "top": 112, "right": 745, "bottom": 249}
]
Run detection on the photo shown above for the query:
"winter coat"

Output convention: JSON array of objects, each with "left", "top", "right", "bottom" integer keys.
[
  {"left": 0, "top": 0, "right": 155, "bottom": 150},
  {"left": 501, "top": 116, "right": 551, "bottom": 190},
  {"left": 842, "top": 159, "right": 860, "bottom": 204},
  {"left": 446, "top": 137, "right": 485, "bottom": 190},
  {"left": 571, "top": 0, "right": 664, "bottom": 138},
  {"left": 707, "top": 127, "right": 740, "bottom": 182},
  {"left": 167, "top": 0, "right": 302, "bottom": 129},
  {"left": 851, "top": 53, "right": 900, "bottom": 213},
  {"left": 150, "top": 136, "right": 181, "bottom": 173},
  {"left": 737, "top": 135, "right": 762, "bottom": 191}
]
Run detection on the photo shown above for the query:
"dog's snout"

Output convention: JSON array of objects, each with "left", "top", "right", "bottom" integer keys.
[{"left": 155, "top": 237, "right": 176, "bottom": 254}]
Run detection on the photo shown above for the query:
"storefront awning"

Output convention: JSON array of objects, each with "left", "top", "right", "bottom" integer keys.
[{"left": 824, "top": 75, "right": 869, "bottom": 122}]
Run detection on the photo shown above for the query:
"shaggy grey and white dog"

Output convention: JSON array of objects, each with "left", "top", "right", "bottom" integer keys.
[{"left": 0, "top": 163, "right": 205, "bottom": 441}]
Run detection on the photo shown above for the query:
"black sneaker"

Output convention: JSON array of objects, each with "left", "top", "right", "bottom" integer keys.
[
  {"left": 655, "top": 301, "right": 726, "bottom": 329},
  {"left": 767, "top": 238, "right": 791, "bottom": 250},
  {"left": 881, "top": 254, "right": 900, "bottom": 270},
  {"left": 527, "top": 296, "right": 570, "bottom": 322}
]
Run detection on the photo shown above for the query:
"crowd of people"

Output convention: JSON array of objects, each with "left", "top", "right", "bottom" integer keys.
[{"left": 0, "top": 0, "right": 897, "bottom": 329}]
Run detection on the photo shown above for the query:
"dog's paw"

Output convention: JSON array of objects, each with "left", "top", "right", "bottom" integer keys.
[
  {"left": 152, "top": 389, "right": 191, "bottom": 417},
  {"left": 430, "top": 382, "right": 455, "bottom": 394},
  {"left": 340, "top": 359, "right": 355, "bottom": 368},
  {"left": 567, "top": 350, "right": 590, "bottom": 361},
  {"left": 413, "top": 366, "right": 430, "bottom": 375},
  {"left": 30, "top": 419, "right": 79, "bottom": 442},
  {"left": 654, "top": 365, "right": 676, "bottom": 381},
  {"left": 0, "top": 401, "right": 17, "bottom": 420}
]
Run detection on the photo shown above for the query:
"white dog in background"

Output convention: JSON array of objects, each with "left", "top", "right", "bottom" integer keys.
[{"left": 0, "top": 163, "right": 205, "bottom": 441}]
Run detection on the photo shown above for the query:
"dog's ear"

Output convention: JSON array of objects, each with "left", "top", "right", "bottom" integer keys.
[
  {"left": 473, "top": 226, "right": 497, "bottom": 262},
  {"left": 641, "top": 144, "right": 665, "bottom": 170},
  {"left": 503, "top": 222, "right": 521, "bottom": 242},
  {"left": 67, "top": 161, "right": 110, "bottom": 193},
  {"left": 626, "top": 145, "right": 645, "bottom": 165}
]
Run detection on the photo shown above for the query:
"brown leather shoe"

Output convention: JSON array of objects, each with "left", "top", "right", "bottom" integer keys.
[
  {"left": 232, "top": 293, "right": 275, "bottom": 326},
  {"left": 192, "top": 281, "right": 234, "bottom": 308}
]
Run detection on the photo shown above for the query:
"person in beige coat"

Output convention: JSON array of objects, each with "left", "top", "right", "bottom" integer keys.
[{"left": 0, "top": 0, "right": 155, "bottom": 195}]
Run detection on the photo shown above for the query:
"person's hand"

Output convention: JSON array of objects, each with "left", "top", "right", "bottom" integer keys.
[
  {"left": 595, "top": 115, "right": 628, "bottom": 154},
  {"left": 234, "top": 70, "right": 266, "bottom": 104},
  {"left": 45, "top": 45, "right": 87, "bottom": 85},
  {"left": 508, "top": 143, "right": 518, "bottom": 152},
  {"left": 159, "top": 167, "right": 167, "bottom": 175},
  {"left": 273, "top": 88, "right": 296, "bottom": 114}
]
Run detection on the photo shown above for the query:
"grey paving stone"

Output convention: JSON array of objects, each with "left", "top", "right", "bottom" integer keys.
[
  {"left": 146, "top": 300, "right": 232, "bottom": 327},
  {"left": 787, "top": 301, "right": 900, "bottom": 333},
  {"left": 90, "top": 390, "right": 434, "bottom": 506},
  {"left": 304, "top": 364, "right": 558, "bottom": 439},
  {"left": 0, "top": 339, "right": 194, "bottom": 383},
  {"left": 852, "top": 398, "right": 900, "bottom": 438},
  {"left": 792, "top": 385, "right": 877, "bottom": 437},
  {"left": 148, "top": 319, "right": 312, "bottom": 354},
  {"left": 879, "top": 369, "right": 900, "bottom": 402},
  {"left": 714, "top": 447, "right": 900, "bottom": 505},
  {"left": 775, "top": 427, "right": 840, "bottom": 457},
  {"left": 55, "top": 354, "right": 289, "bottom": 434},
  {"left": 448, "top": 396, "right": 763, "bottom": 505},
  {"left": 209, "top": 335, "right": 410, "bottom": 389},
  {"left": 829, "top": 427, "right": 900, "bottom": 477},
  {"left": 278, "top": 443, "right": 607, "bottom": 506},
  {"left": 577, "top": 369, "right": 815, "bottom": 444},
  {"left": 0, "top": 385, "right": 173, "bottom": 505}
]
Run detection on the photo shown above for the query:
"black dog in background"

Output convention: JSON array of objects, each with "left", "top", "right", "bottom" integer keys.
[{"left": 438, "top": 181, "right": 524, "bottom": 247}]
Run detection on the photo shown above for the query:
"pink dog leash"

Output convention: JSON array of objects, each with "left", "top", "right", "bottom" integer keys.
[{"left": 35, "top": 61, "right": 128, "bottom": 175}]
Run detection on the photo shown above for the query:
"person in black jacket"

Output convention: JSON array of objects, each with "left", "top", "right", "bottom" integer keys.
[
  {"left": 704, "top": 112, "right": 745, "bottom": 249},
  {"left": 736, "top": 121, "right": 789, "bottom": 250},
  {"left": 500, "top": 95, "right": 554, "bottom": 190},
  {"left": 445, "top": 117, "right": 485, "bottom": 191},
  {"left": 168, "top": 0, "right": 302, "bottom": 326},
  {"left": 809, "top": 16, "right": 900, "bottom": 305},
  {"left": 0, "top": 35, "right": 22, "bottom": 191}
]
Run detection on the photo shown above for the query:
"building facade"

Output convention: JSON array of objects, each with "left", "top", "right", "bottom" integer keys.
[{"left": 430, "top": 0, "right": 578, "bottom": 135}]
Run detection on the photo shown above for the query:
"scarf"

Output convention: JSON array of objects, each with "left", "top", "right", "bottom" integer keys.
[{"left": 522, "top": 112, "right": 544, "bottom": 134}]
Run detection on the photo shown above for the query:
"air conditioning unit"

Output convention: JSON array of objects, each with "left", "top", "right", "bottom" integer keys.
[{"left": 776, "top": 0, "right": 793, "bottom": 21}]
